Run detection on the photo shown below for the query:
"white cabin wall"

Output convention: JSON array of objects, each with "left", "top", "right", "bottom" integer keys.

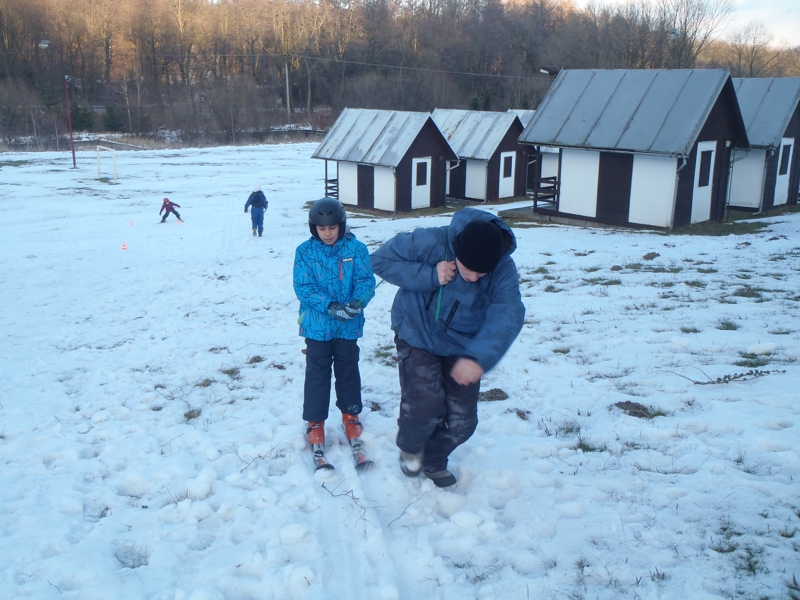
[
  {"left": 559, "top": 149, "right": 599, "bottom": 217},
  {"left": 628, "top": 154, "right": 677, "bottom": 228}
]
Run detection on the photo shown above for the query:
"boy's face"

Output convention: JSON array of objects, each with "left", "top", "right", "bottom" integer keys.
[
  {"left": 316, "top": 224, "right": 339, "bottom": 245},
  {"left": 455, "top": 258, "right": 487, "bottom": 283}
]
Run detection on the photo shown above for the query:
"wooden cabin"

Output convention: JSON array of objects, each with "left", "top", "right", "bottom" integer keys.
[
  {"left": 311, "top": 108, "right": 457, "bottom": 212},
  {"left": 432, "top": 109, "right": 526, "bottom": 202},
  {"left": 518, "top": 69, "right": 749, "bottom": 229},
  {"left": 729, "top": 78, "right": 800, "bottom": 212}
]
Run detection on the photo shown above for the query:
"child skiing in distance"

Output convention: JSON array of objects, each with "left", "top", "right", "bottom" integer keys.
[
  {"left": 244, "top": 186, "right": 268, "bottom": 237},
  {"left": 160, "top": 198, "right": 181, "bottom": 223},
  {"left": 293, "top": 198, "right": 376, "bottom": 471}
]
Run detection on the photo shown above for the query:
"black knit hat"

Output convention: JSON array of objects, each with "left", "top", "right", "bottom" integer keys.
[{"left": 452, "top": 220, "right": 505, "bottom": 274}]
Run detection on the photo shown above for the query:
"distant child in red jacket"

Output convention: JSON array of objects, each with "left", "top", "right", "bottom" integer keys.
[{"left": 160, "top": 198, "right": 182, "bottom": 223}]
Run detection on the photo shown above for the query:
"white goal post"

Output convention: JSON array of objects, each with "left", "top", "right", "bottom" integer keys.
[{"left": 96, "top": 145, "right": 117, "bottom": 183}]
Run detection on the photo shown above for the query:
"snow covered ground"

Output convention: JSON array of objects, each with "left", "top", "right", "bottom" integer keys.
[{"left": 1, "top": 143, "right": 799, "bottom": 600}]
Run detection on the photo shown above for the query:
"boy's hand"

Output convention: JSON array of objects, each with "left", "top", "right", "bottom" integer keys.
[
  {"left": 437, "top": 260, "right": 456, "bottom": 285},
  {"left": 344, "top": 302, "right": 362, "bottom": 317},
  {"left": 327, "top": 302, "right": 360, "bottom": 321},
  {"left": 450, "top": 358, "right": 483, "bottom": 385}
]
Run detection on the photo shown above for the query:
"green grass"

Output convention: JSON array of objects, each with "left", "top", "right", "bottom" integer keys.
[
  {"left": 680, "top": 325, "right": 701, "bottom": 334},
  {"left": 684, "top": 280, "right": 707, "bottom": 288},
  {"left": 735, "top": 353, "right": 771, "bottom": 368}
]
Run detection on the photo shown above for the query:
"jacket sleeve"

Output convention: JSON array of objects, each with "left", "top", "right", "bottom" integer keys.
[
  {"left": 173, "top": 203, "right": 180, "bottom": 208},
  {"left": 293, "top": 245, "right": 334, "bottom": 315},
  {"left": 370, "top": 228, "right": 441, "bottom": 292},
  {"left": 462, "top": 259, "right": 525, "bottom": 372},
  {"left": 350, "top": 242, "right": 376, "bottom": 309},
  {"left": 159, "top": 205, "right": 165, "bottom": 214},
  {"left": 244, "top": 193, "right": 253, "bottom": 211}
]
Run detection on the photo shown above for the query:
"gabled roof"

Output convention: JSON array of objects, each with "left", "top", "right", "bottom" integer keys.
[
  {"left": 431, "top": 110, "right": 521, "bottom": 161},
  {"left": 312, "top": 108, "right": 454, "bottom": 168},
  {"left": 519, "top": 69, "right": 746, "bottom": 157},
  {"left": 733, "top": 78, "right": 800, "bottom": 149},
  {"left": 508, "top": 109, "right": 536, "bottom": 128}
]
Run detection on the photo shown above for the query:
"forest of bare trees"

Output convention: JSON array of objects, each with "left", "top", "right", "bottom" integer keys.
[{"left": 1, "top": 0, "right": 798, "bottom": 147}]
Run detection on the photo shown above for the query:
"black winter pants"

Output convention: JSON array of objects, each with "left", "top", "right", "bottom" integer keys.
[
  {"left": 395, "top": 336, "right": 480, "bottom": 473},
  {"left": 303, "top": 338, "right": 362, "bottom": 422}
]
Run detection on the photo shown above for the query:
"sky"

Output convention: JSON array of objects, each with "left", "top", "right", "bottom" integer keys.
[
  {"left": 0, "top": 141, "right": 799, "bottom": 599},
  {"left": 574, "top": 0, "right": 800, "bottom": 47}
]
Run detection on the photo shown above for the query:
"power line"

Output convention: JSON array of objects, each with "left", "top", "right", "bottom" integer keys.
[{"left": 152, "top": 50, "right": 554, "bottom": 82}]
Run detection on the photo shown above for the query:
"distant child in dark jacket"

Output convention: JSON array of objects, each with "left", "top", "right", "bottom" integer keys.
[
  {"left": 370, "top": 208, "right": 525, "bottom": 487},
  {"left": 160, "top": 198, "right": 181, "bottom": 223},
  {"left": 293, "top": 198, "right": 376, "bottom": 470},
  {"left": 244, "top": 186, "right": 268, "bottom": 237}
]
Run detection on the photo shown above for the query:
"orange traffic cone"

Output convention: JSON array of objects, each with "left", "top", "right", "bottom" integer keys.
[{"left": 122, "top": 242, "right": 127, "bottom": 250}]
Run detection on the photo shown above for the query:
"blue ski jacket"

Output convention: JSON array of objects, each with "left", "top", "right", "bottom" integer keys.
[
  {"left": 370, "top": 208, "right": 525, "bottom": 372},
  {"left": 245, "top": 191, "right": 268, "bottom": 212},
  {"left": 294, "top": 232, "right": 376, "bottom": 341}
]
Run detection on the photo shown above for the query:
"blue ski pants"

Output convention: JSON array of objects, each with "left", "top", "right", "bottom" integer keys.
[
  {"left": 303, "top": 338, "right": 362, "bottom": 422},
  {"left": 250, "top": 207, "right": 264, "bottom": 235}
]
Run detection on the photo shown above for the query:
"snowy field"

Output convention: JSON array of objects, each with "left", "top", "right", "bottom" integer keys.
[{"left": 1, "top": 143, "right": 799, "bottom": 600}]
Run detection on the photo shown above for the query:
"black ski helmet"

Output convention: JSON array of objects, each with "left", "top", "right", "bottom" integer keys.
[{"left": 308, "top": 197, "right": 346, "bottom": 241}]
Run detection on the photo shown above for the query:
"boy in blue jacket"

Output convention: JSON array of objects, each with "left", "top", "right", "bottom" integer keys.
[
  {"left": 244, "top": 186, "right": 268, "bottom": 237},
  {"left": 293, "top": 198, "right": 376, "bottom": 470},
  {"left": 370, "top": 208, "right": 525, "bottom": 487}
]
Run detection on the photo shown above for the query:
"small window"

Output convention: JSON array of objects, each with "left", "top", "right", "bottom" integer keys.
[
  {"left": 779, "top": 144, "right": 792, "bottom": 176},
  {"left": 503, "top": 155, "right": 513, "bottom": 178},
  {"left": 416, "top": 161, "right": 427, "bottom": 186},
  {"left": 698, "top": 150, "right": 712, "bottom": 188}
]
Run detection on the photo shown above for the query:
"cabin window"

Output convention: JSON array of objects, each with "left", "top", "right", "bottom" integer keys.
[
  {"left": 503, "top": 155, "right": 513, "bottom": 178},
  {"left": 779, "top": 144, "right": 791, "bottom": 176},
  {"left": 416, "top": 161, "right": 427, "bottom": 186},
  {"left": 698, "top": 150, "right": 713, "bottom": 187}
]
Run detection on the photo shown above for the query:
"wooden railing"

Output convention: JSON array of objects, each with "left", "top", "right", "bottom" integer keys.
[{"left": 529, "top": 176, "right": 559, "bottom": 211}]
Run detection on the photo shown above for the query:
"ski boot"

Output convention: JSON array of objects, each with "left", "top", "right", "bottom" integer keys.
[
  {"left": 307, "top": 421, "right": 333, "bottom": 471},
  {"left": 342, "top": 414, "right": 373, "bottom": 470}
]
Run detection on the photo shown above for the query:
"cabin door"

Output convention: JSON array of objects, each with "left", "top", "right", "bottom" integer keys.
[
  {"left": 774, "top": 138, "right": 794, "bottom": 206},
  {"left": 499, "top": 152, "right": 516, "bottom": 198},
  {"left": 411, "top": 157, "right": 432, "bottom": 209},
  {"left": 691, "top": 141, "right": 716, "bottom": 224}
]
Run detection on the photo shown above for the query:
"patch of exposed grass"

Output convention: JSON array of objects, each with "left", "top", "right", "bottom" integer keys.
[
  {"left": 184, "top": 408, "right": 202, "bottom": 421},
  {"left": 769, "top": 328, "right": 793, "bottom": 335},
  {"left": 696, "top": 267, "right": 717, "bottom": 274},
  {"left": 684, "top": 280, "right": 707, "bottom": 288},
  {"left": 247, "top": 355, "right": 264, "bottom": 364},
  {"left": 717, "top": 318, "right": 739, "bottom": 331},
  {"left": 732, "top": 285, "right": 760, "bottom": 298},
  {"left": 735, "top": 353, "right": 771, "bottom": 368},
  {"left": 195, "top": 378, "right": 215, "bottom": 387},
  {"left": 669, "top": 220, "right": 769, "bottom": 236},
  {"left": 680, "top": 325, "right": 701, "bottom": 334},
  {"left": 574, "top": 435, "right": 607, "bottom": 453},
  {"left": 544, "top": 285, "right": 561, "bottom": 293},
  {"left": 373, "top": 344, "right": 397, "bottom": 366},
  {"left": 582, "top": 266, "right": 601, "bottom": 273},
  {"left": 220, "top": 367, "right": 241, "bottom": 380},
  {"left": 552, "top": 346, "right": 571, "bottom": 354},
  {"left": 533, "top": 266, "right": 549, "bottom": 274},
  {"left": 625, "top": 263, "right": 643, "bottom": 270}
]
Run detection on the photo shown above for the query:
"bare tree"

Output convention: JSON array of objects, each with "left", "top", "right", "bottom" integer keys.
[{"left": 727, "top": 21, "right": 787, "bottom": 77}]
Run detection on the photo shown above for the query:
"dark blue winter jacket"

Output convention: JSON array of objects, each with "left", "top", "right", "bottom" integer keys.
[
  {"left": 245, "top": 191, "right": 268, "bottom": 212},
  {"left": 370, "top": 208, "right": 525, "bottom": 372},
  {"left": 294, "top": 232, "right": 376, "bottom": 341}
]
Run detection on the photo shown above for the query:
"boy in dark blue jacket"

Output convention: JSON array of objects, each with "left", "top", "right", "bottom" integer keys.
[
  {"left": 293, "top": 198, "right": 376, "bottom": 470},
  {"left": 370, "top": 208, "right": 525, "bottom": 487},
  {"left": 244, "top": 186, "right": 268, "bottom": 236}
]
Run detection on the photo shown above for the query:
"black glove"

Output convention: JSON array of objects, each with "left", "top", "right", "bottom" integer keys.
[
  {"left": 244, "top": 208, "right": 248, "bottom": 213},
  {"left": 327, "top": 302, "right": 362, "bottom": 321}
]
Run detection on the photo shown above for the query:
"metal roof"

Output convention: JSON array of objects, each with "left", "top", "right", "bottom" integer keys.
[
  {"left": 519, "top": 69, "right": 743, "bottom": 157},
  {"left": 311, "top": 108, "right": 452, "bottom": 168},
  {"left": 508, "top": 109, "right": 536, "bottom": 128},
  {"left": 733, "top": 78, "right": 800, "bottom": 148},
  {"left": 432, "top": 110, "right": 521, "bottom": 161}
]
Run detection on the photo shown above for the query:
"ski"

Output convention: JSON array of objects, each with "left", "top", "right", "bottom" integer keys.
[
  {"left": 311, "top": 443, "right": 335, "bottom": 471},
  {"left": 349, "top": 437, "right": 374, "bottom": 470}
]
